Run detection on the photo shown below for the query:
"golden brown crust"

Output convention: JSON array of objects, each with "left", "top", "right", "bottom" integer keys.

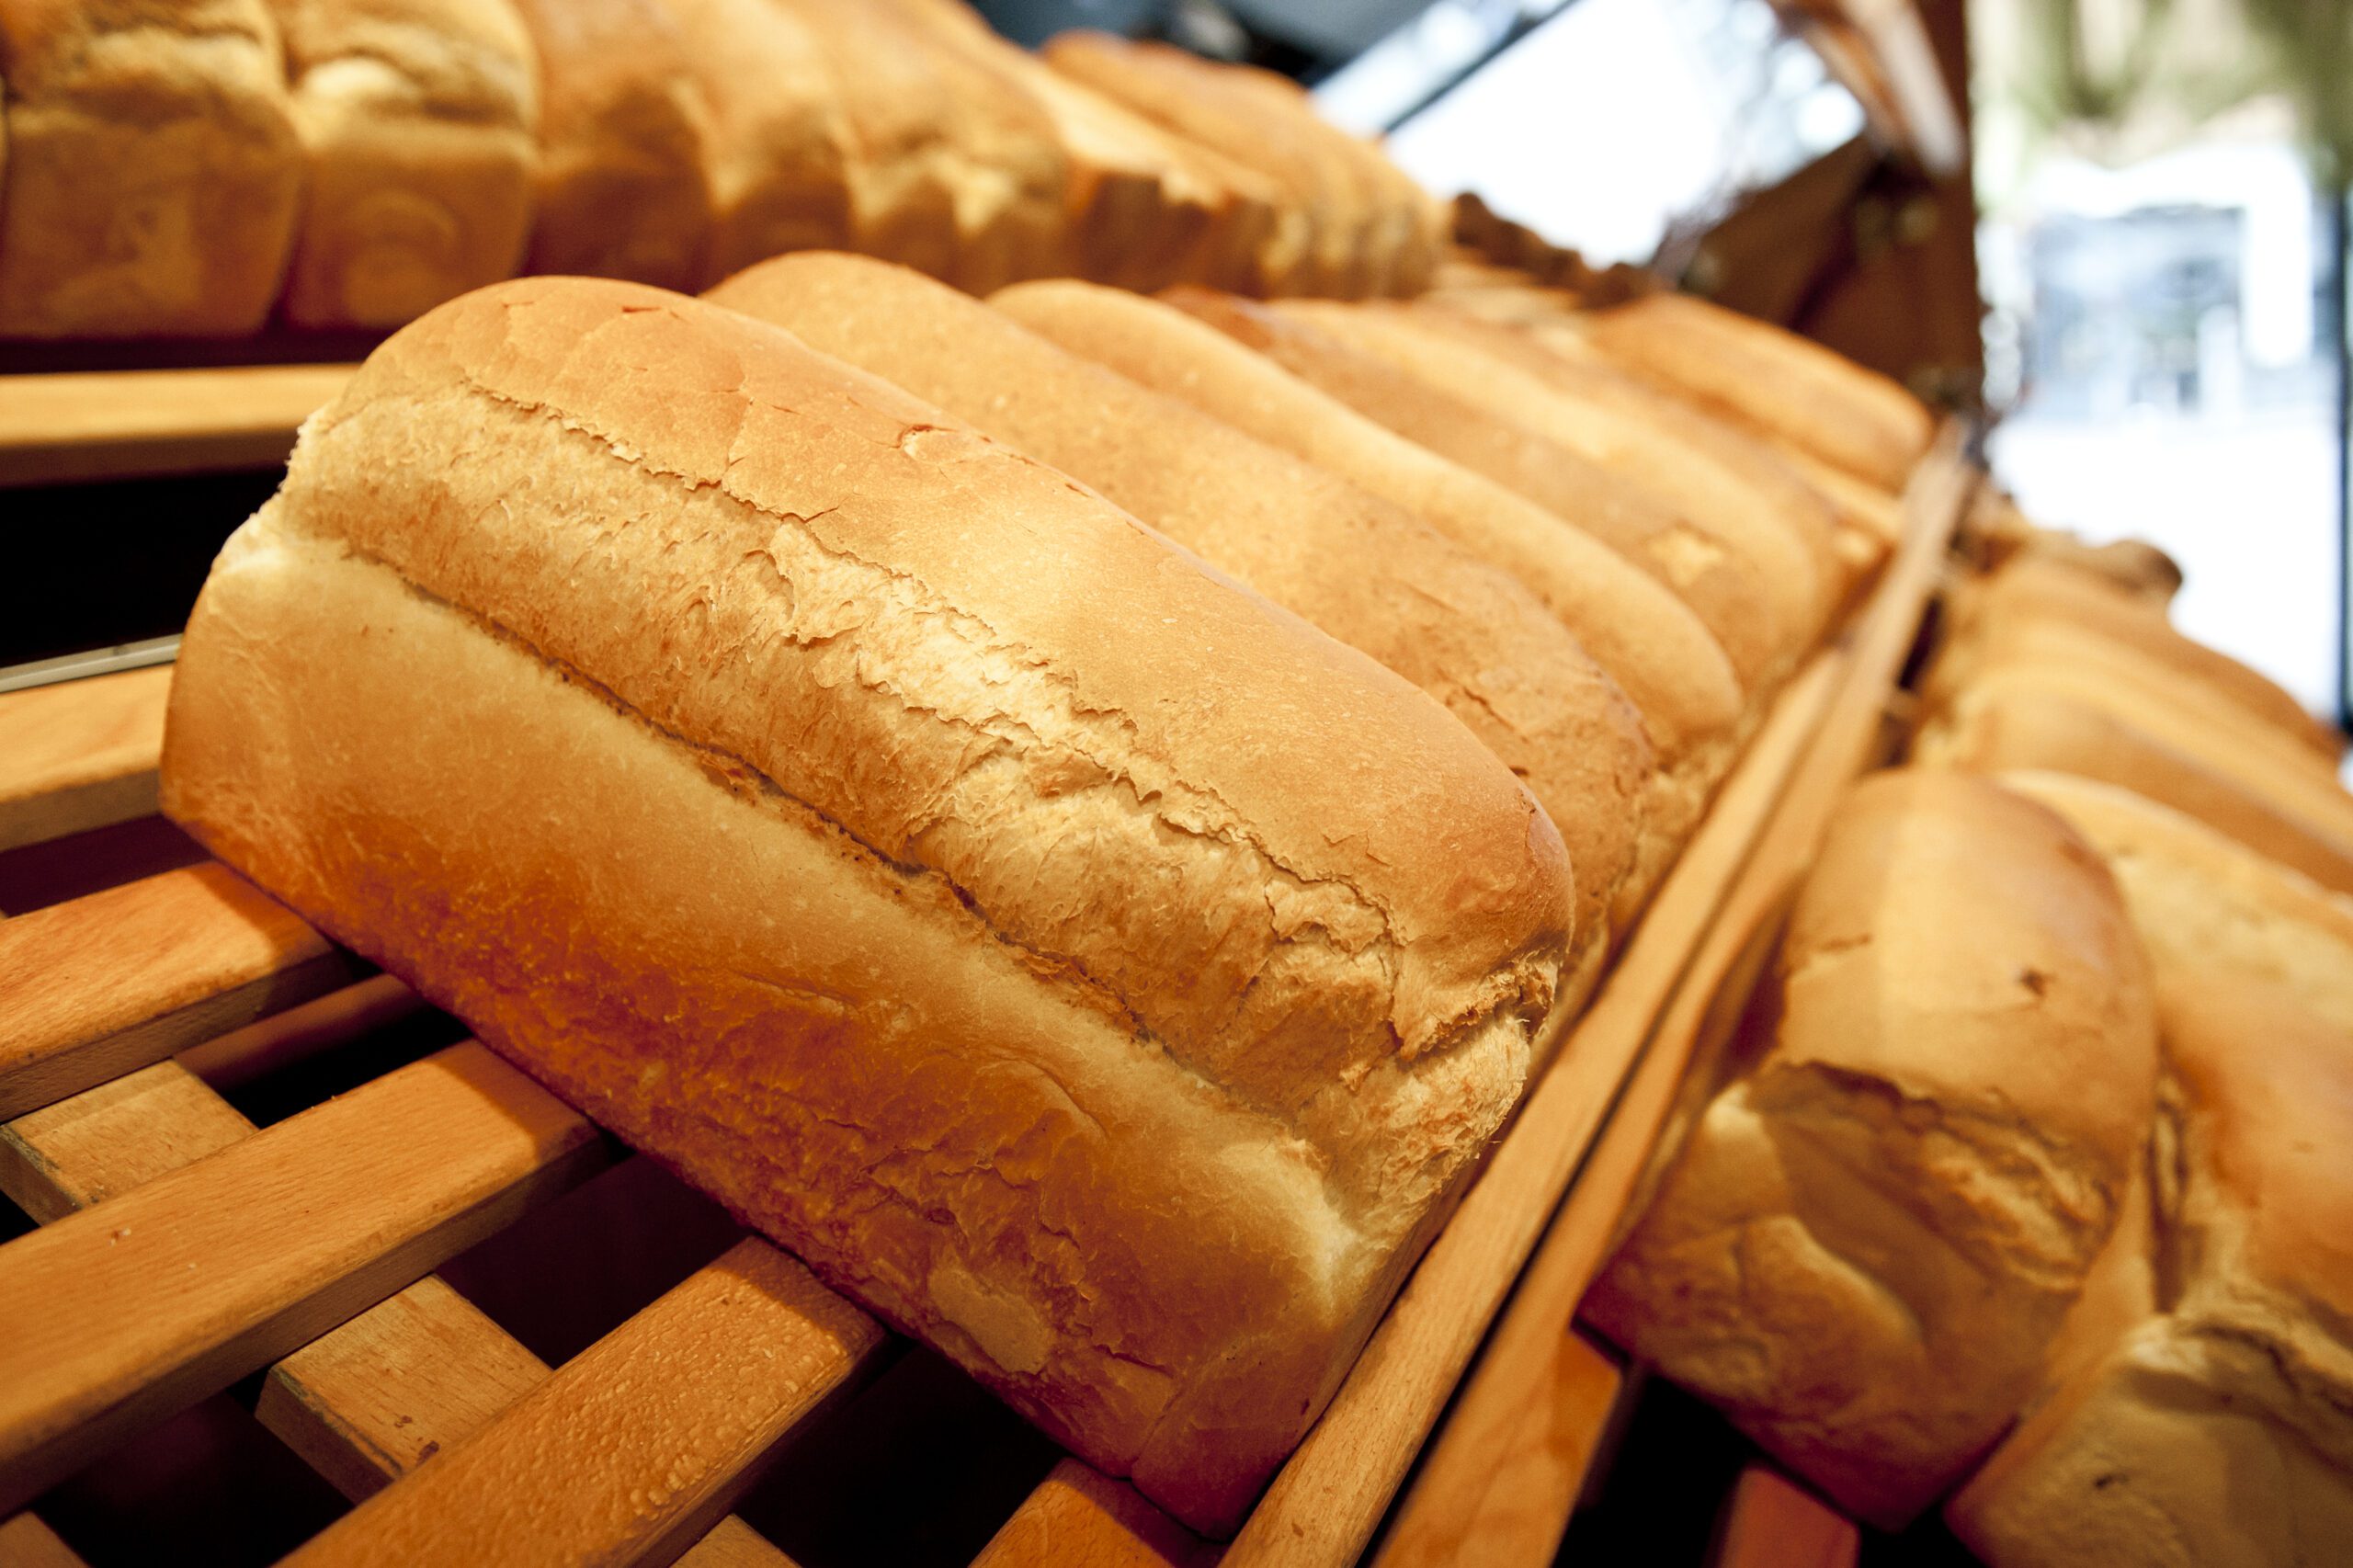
[
  {"left": 1920, "top": 667, "right": 2353, "bottom": 897},
  {"left": 1587, "top": 770, "right": 2158, "bottom": 1528},
  {"left": 163, "top": 276, "right": 1571, "bottom": 1533},
  {"left": 1576, "top": 290, "right": 1935, "bottom": 492},
  {"left": 1043, "top": 29, "right": 1359, "bottom": 296},
  {"left": 1158, "top": 286, "right": 1747, "bottom": 782},
  {"left": 1946, "top": 972, "right": 2353, "bottom": 1567},
  {"left": 268, "top": 0, "right": 539, "bottom": 329},
  {"left": 1276, "top": 299, "right": 1839, "bottom": 677},
  {"left": 0, "top": 0, "right": 302, "bottom": 335},
  {"left": 512, "top": 0, "right": 714, "bottom": 290},
  {"left": 708, "top": 254, "right": 1635, "bottom": 992},
  {"left": 1995, "top": 772, "right": 2353, "bottom": 1037},
  {"left": 654, "top": 0, "right": 850, "bottom": 279}
]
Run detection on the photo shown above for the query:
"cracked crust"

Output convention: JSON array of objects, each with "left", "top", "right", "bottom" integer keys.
[
  {"left": 1585, "top": 770, "right": 2158, "bottom": 1528},
  {"left": 159, "top": 276, "right": 1571, "bottom": 1533},
  {"left": 1157, "top": 286, "right": 1744, "bottom": 812},
  {"left": 0, "top": 0, "right": 302, "bottom": 335},
  {"left": 268, "top": 0, "right": 539, "bottom": 329},
  {"left": 705, "top": 253, "right": 1639, "bottom": 999},
  {"left": 1948, "top": 974, "right": 2353, "bottom": 1566}
]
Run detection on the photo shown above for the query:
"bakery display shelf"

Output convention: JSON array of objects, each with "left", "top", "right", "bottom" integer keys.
[
  {"left": 0, "top": 364, "right": 356, "bottom": 488},
  {"left": 0, "top": 428, "right": 1972, "bottom": 1568}
]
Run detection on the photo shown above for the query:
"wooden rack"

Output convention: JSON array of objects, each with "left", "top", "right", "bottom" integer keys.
[{"left": 0, "top": 422, "right": 1975, "bottom": 1567}]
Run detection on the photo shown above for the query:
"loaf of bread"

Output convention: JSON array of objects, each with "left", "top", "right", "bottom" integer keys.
[
  {"left": 1584, "top": 770, "right": 2159, "bottom": 1528},
  {"left": 1044, "top": 30, "right": 1357, "bottom": 295},
  {"left": 1918, "top": 663, "right": 2353, "bottom": 897},
  {"left": 656, "top": 0, "right": 850, "bottom": 280},
  {"left": 0, "top": 0, "right": 302, "bottom": 336},
  {"left": 1947, "top": 972, "right": 2353, "bottom": 1567},
  {"left": 1406, "top": 301, "right": 1887, "bottom": 590},
  {"left": 787, "top": 0, "right": 1065, "bottom": 297},
  {"left": 708, "top": 252, "right": 1651, "bottom": 1003},
  {"left": 268, "top": 0, "right": 539, "bottom": 329},
  {"left": 1996, "top": 772, "right": 2353, "bottom": 1035},
  {"left": 989, "top": 278, "right": 1745, "bottom": 857},
  {"left": 1574, "top": 290, "right": 1936, "bottom": 492},
  {"left": 511, "top": 0, "right": 713, "bottom": 290},
  {"left": 1275, "top": 299, "right": 1839, "bottom": 677},
  {"left": 1163, "top": 286, "right": 1779, "bottom": 701},
  {"left": 1955, "top": 554, "right": 2337, "bottom": 765},
  {"left": 160, "top": 277, "right": 1573, "bottom": 1535}
]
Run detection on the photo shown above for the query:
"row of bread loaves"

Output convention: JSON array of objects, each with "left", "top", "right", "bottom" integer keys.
[
  {"left": 1583, "top": 527, "right": 2353, "bottom": 1559},
  {"left": 0, "top": 0, "right": 1445, "bottom": 339}
]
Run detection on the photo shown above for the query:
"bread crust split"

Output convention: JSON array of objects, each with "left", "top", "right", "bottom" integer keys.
[
  {"left": 1586, "top": 771, "right": 2158, "bottom": 1528},
  {"left": 160, "top": 276, "right": 1572, "bottom": 1534},
  {"left": 0, "top": 0, "right": 303, "bottom": 335},
  {"left": 706, "top": 252, "right": 1650, "bottom": 1006},
  {"left": 1947, "top": 972, "right": 2353, "bottom": 1566}
]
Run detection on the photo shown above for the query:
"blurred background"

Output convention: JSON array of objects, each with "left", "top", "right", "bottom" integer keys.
[{"left": 976, "top": 0, "right": 2353, "bottom": 733}]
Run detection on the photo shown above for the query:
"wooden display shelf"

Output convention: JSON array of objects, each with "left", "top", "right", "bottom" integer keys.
[
  {"left": 0, "top": 429, "right": 1972, "bottom": 1567},
  {"left": 0, "top": 364, "right": 354, "bottom": 488}
]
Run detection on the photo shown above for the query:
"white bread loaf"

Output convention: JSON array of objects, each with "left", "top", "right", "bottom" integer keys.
[
  {"left": 1162, "top": 285, "right": 1775, "bottom": 708},
  {"left": 1919, "top": 664, "right": 2353, "bottom": 897},
  {"left": 1948, "top": 973, "right": 2353, "bottom": 1566},
  {"left": 1584, "top": 770, "right": 2159, "bottom": 1528},
  {"left": 159, "top": 277, "right": 1574, "bottom": 1535},
  {"left": 1951, "top": 553, "right": 2339, "bottom": 766},
  {"left": 1573, "top": 290, "right": 1936, "bottom": 492},
  {"left": 0, "top": 0, "right": 301, "bottom": 336},
  {"left": 1275, "top": 298, "right": 1840, "bottom": 676},
  {"left": 268, "top": 0, "right": 539, "bottom": 329},
  {"left": 1996, "top": 772, "right": 2353, "bottom": 1035},
  {"left": 1042, "top": 30, "right": 1338, "bottom": 295},
  {"left": 784, "top": 0, "right": 1066, "bottom": 297},
  {"left": 708, "top": 252, "right": 1652, "bottom": 1003},
  {"left": 655, "top": 0, "right": 849, "bottom": 280},
  {"left": 511, "top": 0, "right": 714, "bottom": 291}
]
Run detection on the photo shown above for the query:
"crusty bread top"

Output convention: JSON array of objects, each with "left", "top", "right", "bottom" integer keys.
[
  {"left": 290, "top": 278, "right": 1569, "bottom": 1108},
  {"left": 1968, "top": 555, "right": 2339, "bottom": 763},
  {"left": 2158, "top": 973, "right": 2353, "bottom": 1349},
  {"left": 2000, "top": 771, "right": 2353, "bottom": 1038},
  {"left": 1577, "top": 291, "right": 1934, "bottom": 493},
  {"left": 707, "top": 253, "right": 1640, "bottom": 969},
  {"left": 1773, "top": 771, "right": 2157, "bottom": 1200}
]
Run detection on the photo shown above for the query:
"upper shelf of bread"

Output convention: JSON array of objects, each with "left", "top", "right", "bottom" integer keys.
[{"left": 0, "top": 0, "right": 1451, "bottom": 347}]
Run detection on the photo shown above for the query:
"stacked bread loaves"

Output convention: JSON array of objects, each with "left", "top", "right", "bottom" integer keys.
[
  {"left": 0, "top": 0, "right": 1444, "bottom": 338},
  {"left": 1585, "top": 511, "right": 2353, "bottom": 1558}
]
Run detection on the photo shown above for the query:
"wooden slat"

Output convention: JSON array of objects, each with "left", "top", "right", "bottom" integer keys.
[
  {"left": 1712, "top": 1467, "right": 1859, "bottom": 1568},
  {"left": 0, "top": 1060, "right": 252, "bottom": 1224},
  {"left": 1206, "top": 642, "right": 1847, "bottom": 1568},
  {"left": 0, "top": 364, "right": 353, "bottom": 487},
  {"left": 0, "top": 667, "right": 170, "bottom": 855},
  {"left": 278, "top": 1237, "right": 888, "bottom": 1568},
  {"left": 0, "top": 862, "right": 355, "bottom": 1120},
  {"left": 0, "top": 1513, "right": 86, "bottom": 1568},
  {"left": 1363, "top": 427, "right": 1974, "bottom": 1568},
  {"left": 4, "top": 1017, "right": 788, "bottom": 1566},
  {"left": 972, "top": 1459, "right": 1207, "bottom": 1568},
  {"left": 0, "top": 1040, "right": 611, "bottom": 1514},
  {"left": 1375, "top": 1334, "right": 1624, "bottom": 1568}
]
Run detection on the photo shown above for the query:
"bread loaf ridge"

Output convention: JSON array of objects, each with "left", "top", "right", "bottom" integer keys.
[
  {"left": 160, "top": 277, "right": 1571, "bottom": 1532},
  {"left": 709, "top": 252, "right": 1646, "bottom": 994}
]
